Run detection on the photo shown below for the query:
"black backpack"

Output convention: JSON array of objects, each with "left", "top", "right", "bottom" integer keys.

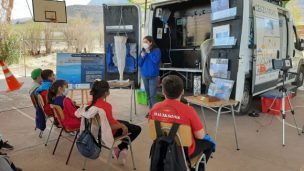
[
  {"left": 76, "top": 119, "right": 102, "bottom": 160},
  {"left": 150, "top": 121, "right": 188, "bottom": 171}
]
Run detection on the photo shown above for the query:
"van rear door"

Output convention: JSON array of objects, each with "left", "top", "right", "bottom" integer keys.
[
  {"left": 103, "top": 4, "right": 141, "bottom": 84},
  {"left": 252, "top": 0, "right": 281, "bottom": 94}
]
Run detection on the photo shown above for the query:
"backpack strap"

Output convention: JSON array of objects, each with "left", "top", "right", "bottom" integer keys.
[
  {"left": 168, "top": 123, "right": 180, "bottom": 140},
  {"left": 84, "top": 118, "right": 91, "bottom": 131},
  {"left": 154, "top": 120, "right": 163, "bottom": 138},
  {"left": 97, "top": 121, "right": 101, "bottom": 147}
]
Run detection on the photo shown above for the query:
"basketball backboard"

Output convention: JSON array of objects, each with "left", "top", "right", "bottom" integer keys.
[{"left": 32, "top": 0, "right": 67, "bottom": 23}]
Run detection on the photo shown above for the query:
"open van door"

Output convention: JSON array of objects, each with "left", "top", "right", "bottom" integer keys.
[
  {"left": 103, "top": 4, "right": 141, "bottom": 85},
  {"left": 252, "top": 0, "right": 281, "bottom": 95}
]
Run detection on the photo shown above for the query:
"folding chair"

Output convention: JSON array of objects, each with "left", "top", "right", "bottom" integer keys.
[
  {"left": 36, "top": 94, "right": 54, "bottom": 144},
  {"left": 30, "top": 93, "right": 38, "bottom": 109},
  {"left": 148, "top": 120, "right": 207, "bottom": 171},
  {"left": 82, "top": 117, "right": 136, "bottom": 171},
  {"left": 51, "top": 105, "right": 80, "bottom": 165}
]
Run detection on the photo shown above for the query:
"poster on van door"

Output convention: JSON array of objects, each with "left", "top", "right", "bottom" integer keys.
[{"left": 253, "top": 0, "right": 280, "bottom": 85}]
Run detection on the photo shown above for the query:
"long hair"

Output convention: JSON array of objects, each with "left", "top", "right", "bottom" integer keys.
[
  {"left": 143, "top": 36, "right": 158, "bottom": 50},
  {"left": 48, "top": 80, "right": 67, "bottom": 104},
  {"left": 85, "top": 80, "right": 110, "bottom": 111}
]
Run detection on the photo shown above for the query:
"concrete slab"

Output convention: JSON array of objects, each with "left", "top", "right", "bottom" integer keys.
[{"left": 1, "top": 77, "right": 304, "bottom": 171}]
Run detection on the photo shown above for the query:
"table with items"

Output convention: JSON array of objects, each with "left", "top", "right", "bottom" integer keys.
[{"left": 184, "top": 95, "right": 240, "bottom": 150}]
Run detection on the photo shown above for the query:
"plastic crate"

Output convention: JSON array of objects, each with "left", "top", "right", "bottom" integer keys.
[{"left": 261, "top": 96, "right": 291, "bottom": 115}]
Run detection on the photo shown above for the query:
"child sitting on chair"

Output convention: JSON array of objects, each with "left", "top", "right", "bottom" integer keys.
[
  {"left": 48, "top": 80, "right": 80, "bottom": 129},
  {"left": 35, "top": 69, "right": 56, "bottom": 116},
  {"left": 85, "top": 79, "right": 141, "bottom": 165}
]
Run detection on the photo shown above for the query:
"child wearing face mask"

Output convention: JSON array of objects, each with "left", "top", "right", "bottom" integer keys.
[{"left": 48, "top": 80, "right": 80, "bottom": 129}]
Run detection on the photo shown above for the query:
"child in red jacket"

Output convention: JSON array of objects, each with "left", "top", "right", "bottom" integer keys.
[{"left": 48, "top": 80, "right": 80, "bottom": 129}]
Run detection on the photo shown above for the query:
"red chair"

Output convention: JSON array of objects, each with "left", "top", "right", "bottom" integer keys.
[
  {"left": 36, "top": 94, "right": 55, "bottom": 141},
  {"left": 51, "top": 105, "right": 79, "bottom": 165}
]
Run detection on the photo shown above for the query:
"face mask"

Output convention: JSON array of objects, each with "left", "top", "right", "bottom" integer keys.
[
  {"left": 143, "top": 43, "right": 150, "bottom": 50},
  {"left": 63, "top": 88, "right": 69, "bottom": 96}
]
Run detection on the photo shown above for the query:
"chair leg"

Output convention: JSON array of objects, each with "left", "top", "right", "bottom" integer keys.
[
  {"left": 127, "top": 137, "right": 136, "bottom": 170},
  {"left": 39, "top": 131, "right": 43, "bottom": 138},
  {"left": 214, "top": 107, "right": 222, "bottom": 141},
  {"left": 52, "top": 128, "right": 63, "bottom": 155},
  {"left": 201, "top": 107, "right": 208, "bottom": 134},
  {"left": 66, "top": 131, "right": 79, "bottom": 165},
  {"left": 231, "top": 105, "right": 240, "bottom": 150},
  {"left": 82, "top": 158, "right": 87, "bottom": 171},
  {"left": 195, "top": 153, "right": 206, "bottom": 171},
  {"left": 45, "top": 121, "right": 54, "bottom": 146}
]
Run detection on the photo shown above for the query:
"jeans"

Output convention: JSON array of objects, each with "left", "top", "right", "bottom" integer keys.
[
  {"left": 114, "top": 120, "right": 142, "bottom": 150},
  {"left": 142, "top": 76, "right": 158, "bottom": 109}
]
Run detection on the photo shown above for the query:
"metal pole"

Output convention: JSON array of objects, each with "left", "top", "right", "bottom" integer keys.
[
  {"left": 23, "top": 38, "right": 27, "bottom": 77},
  {"left": 144, "top": 0, "right": 148, "bottom": 24},
  {"left": 282, "top": 92, "right": 285, "bottom": 146}
]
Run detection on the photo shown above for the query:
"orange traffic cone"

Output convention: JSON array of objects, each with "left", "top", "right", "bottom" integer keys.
[{"left": 0, "top": 60, "right": 23, "bottom": 92}]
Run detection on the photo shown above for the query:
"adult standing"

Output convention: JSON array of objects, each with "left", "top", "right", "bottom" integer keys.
[{"left": 138, "top": 36, "right": 161, "bottom": 109}]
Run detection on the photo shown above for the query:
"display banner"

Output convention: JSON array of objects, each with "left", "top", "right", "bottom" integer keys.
[
  {"left": 253, "top": 0, "right": 280, "bottom": 85},
  {"left": 56, "top": 53, "right": 105, "bottom": 88}
]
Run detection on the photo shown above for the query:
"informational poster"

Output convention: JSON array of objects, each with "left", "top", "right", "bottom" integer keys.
[
  {"left": 253, "top": 0, "right": 280, "bottom": 85},
  {"left": 57, "top": 53, "right": 105, "bottom": 88},
  {"left": 210, "top": 58, "right": 229, "bottom": 79},
  {"left": 211, "top": 0, "right": 229, "bottom": 13},
  {"left": 213, "top": 24, "right": 230, "bottom": 39},
  {"left": 208, "top": 78, "right": 234, "bottom": 100}
]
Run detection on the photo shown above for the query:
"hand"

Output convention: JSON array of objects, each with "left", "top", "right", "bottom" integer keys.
[
  {"left": 141, "top": 52, "right": 146, "bottom": 58},
  {"left": 121, "top": 124, "right": 128, "bottom": 135}
]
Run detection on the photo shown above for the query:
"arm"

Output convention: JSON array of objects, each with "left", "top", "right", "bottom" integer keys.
[
  {"left": 63, "top": 98, "right": 77, "bottom": 119},
  {"left": 148, "top": 48, "right": 161, "bottom": 64},
  {"left": 138, "top": 53, "right": 145, "bottom": 67},
  {"left": 189, "top": 107, "right": 205, "bottom": 139},
  {"left": 194, "top": 128, "right": 206, "bottom": 139}
]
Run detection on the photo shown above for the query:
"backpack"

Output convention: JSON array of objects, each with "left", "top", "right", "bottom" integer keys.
[
  {"left": 0, "top": 155, "right": 19, "bottom": 171},
  {"left": 76, "top": 119, "right": 102, "bottom": 160},
  {"left": 150, "top": 121, "right": 188, "bottom": 171}
]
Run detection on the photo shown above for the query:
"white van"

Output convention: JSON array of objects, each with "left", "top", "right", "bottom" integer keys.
[{"left": 103, "top": 0, "right": 304, "bottom": 114}]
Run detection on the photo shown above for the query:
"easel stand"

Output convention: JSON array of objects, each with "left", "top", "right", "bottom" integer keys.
[
  {"left": 70, "top": 88, "right": 89, "bottom": 105},
  {"left": 267, "top": 73, "right": 301, "bottom": 146}
]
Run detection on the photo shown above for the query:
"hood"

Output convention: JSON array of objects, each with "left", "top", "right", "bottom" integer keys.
[{"left": 36, "top": 81, "right": 52, "bottom": 93}]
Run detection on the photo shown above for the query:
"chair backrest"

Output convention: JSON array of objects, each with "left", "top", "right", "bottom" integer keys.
[
  {"left": 36, "top": 94, "right": 45, "bottom": 108},
  {"left": 148, "top": 120, "right": 193, "bottom": 147},
  {"left": 50, "top": 104, "right": 65, "bottom": 126},
  {"left": 30, "top": 93, "right": 38, "bottom": 108}
]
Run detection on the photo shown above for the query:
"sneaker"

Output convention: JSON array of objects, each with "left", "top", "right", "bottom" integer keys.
[
  {"left": 2, "top": 141, "right": 14, "bottom": 150},
  {"left": 112, "top": 147, "right": 120, "bottom": 160},
  {"left": 118, "top": 149, "right": 128, "bottom": 165}
]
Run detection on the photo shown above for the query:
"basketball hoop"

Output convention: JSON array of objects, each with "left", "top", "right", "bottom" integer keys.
[{"left": 32, "top": 0, "right": 67, "bottom": 23}]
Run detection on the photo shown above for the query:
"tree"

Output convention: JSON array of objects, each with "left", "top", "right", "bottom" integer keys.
[
  {"left": 62, "top": 17, "right": 96, "bottom": 52},
  {"left": 22, "top": 22, "right": 43, "bottom": 55},
  {"left": 43, "top": 23, "right": 55, "bottom": 54},
  {"left": 1, "top": 0, "right": 14, "bottom": 23},
  {"left": 0, "top": 23, "right": 20, "bottom": 65}
]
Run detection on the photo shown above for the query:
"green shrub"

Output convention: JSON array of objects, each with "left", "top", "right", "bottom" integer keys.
[{"left": 0, "top": 24, "right": 20, "bottom": 65}]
